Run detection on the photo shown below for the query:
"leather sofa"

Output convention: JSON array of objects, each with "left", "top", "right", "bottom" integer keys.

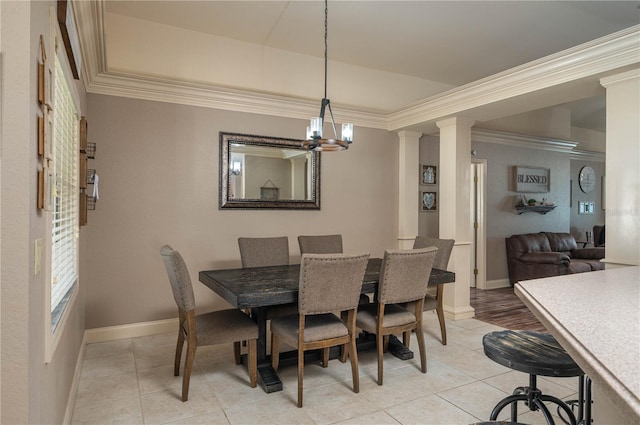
[{"left": 505, "top": 232, "right": 605, "bottom": 285}]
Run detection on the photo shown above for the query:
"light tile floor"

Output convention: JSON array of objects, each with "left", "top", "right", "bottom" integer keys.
[{"left": 71, "top": 314, "right": 582, "bottom": 425}]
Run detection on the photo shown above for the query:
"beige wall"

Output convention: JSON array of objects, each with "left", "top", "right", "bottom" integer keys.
[
  {"left": 83, "top": 94, "right": 399, "bottom": 329},
  {"left": 1, "top": 1, "right": 87, "bottom": 423}
]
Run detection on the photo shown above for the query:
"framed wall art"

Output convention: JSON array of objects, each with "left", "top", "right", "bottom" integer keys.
[
  {"left": 421, "top": 164, "right": 437, "bottom": 185},
  {"left": 421, "top": 191, "right": 437, "bottom": 211},
  {"left": 515, "top": 166, "right": 550, "bottom": 193}
]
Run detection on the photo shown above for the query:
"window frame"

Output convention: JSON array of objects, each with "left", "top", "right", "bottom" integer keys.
[{"left": 44, "top": 7, "right": 82, "bottom": 363}]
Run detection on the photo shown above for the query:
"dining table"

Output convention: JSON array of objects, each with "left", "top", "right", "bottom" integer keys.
[{"left": 199, "top": 257, "right": 455, "bottom": 393}]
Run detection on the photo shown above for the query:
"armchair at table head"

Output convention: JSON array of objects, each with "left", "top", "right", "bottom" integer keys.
[
  {"left": 160, "top": 245, "right": 258, "bottom": 401},
  {"left": 270, "top": 252, "right": 370, "bottom": 407},
  {"left": 356, "top": 247, "right": 437, "bottom": 385}
]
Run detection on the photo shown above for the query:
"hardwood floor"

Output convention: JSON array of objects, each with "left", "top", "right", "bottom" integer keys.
[{"left": 470, "top": 287, "right": 547, "bottom": 332}]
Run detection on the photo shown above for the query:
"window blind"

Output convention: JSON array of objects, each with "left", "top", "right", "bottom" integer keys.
[{"left": 50, "top": 55, "right": 79, "bottom": 319}]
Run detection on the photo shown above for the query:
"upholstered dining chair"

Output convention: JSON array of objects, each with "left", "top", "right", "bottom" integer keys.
[
  {"left": 160, "top": 245, "right": 258, "bottom": 401},
  {"left": 238, "top": 236, "right": 289, "bottom": 268},
  {"left": 356, "top": 247, "right": 437, "bottom": 385},
  {"left": 297, "top": 234, "right": 343, "bottom": 255},
  {"left": 238, "top": 236, "right": 297, "bottom": 319},
  {"left": 407, "top": 236, "right": 454, "bottom": 345},
  {"left": 270, "top": 252, "right": 370, "bottom": 407},
  {"left": 297, "top": 234, "right": 369, "bottom": 304}
]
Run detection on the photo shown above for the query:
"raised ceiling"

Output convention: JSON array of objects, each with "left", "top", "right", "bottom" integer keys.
[{"left": 91, "top": 1, "right": 640, "bottom": 133}]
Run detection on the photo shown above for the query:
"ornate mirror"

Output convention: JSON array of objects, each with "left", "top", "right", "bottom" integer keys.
[{"left": 219, "top": 132, "right": 321, "bottom": 210}]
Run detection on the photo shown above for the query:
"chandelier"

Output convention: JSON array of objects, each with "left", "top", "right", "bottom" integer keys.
[{"left": 302, "top": 0, "right": 353, "bottom": 152}]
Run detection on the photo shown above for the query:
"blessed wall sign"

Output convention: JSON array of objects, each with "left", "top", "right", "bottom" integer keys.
[{"left": 515, "top": 166, "right": 550, "bottom": 193}]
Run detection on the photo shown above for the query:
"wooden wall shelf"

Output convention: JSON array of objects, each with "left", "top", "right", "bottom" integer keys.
[{"left": 515, "top": 205, "right": 557, "bottom": 215}]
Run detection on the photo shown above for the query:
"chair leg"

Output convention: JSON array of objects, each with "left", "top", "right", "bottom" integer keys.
[
  {"left": 415, "top": 324, "right": 427, "bottom": 373},
  {"left": 435, "top": 305, "right": 447, "bottom": 345},
  {"left": 349, "top": 337, "right": 359, "bottom": 393},
  {"left": 297, "top": 345, "right": 304, "bottom": 408},
  {"left": 247, "top": 339, "right": 257, "bottom": 388},
  {"left": 322, "top": 347, "right": 329, "bottom": 367},
  {"left": 181, "top": 339, "right": 197, "bottom": 402},
  {"left": 174, "top": 330, "right": 185, "bottom": 376},
  {"left": 436, "top": 284, "right": 447, "bottom": 345},
  {"left": 233, "top": 341, "right": 241, "bottom": 365},
  {"left": 377, "top": 333, "right": 384, "bottom": 386},
  {"left": 340, "top": 343, "right": 348, "bottom": 363},
  {"left": 402, "top": 331, "right": 411, "bottom": 348},
  {"left": 271, "top": 333, "right": 280, "bottom": 371}
]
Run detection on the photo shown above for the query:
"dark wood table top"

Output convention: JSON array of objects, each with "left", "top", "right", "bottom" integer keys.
[{"left": 199, "top": 258, "right": 455, "bottom": 309}]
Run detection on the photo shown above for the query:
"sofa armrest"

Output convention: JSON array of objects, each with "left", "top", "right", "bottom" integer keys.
[
  {"left": 572, "top": 247, "right": 605, "bottom": 260},
  {"left": 519, "top": 252, "right": 570, "bottom": 265}
]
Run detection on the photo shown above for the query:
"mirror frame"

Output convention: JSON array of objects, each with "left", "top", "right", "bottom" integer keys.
[{"left": 219, "top": 132, "right": 321, "bottom": 210}]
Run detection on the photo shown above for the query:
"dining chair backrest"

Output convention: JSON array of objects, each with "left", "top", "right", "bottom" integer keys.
[
  {"left": 298, "top": 253, "right": 369, "bottom": 315},
  {"left": 377, "top": 247, "right": 437, "bottom": 305},
  {"left": 160, "top": 245, "right": 196, "bottom": 313},
  {"left": 238, "top": 236, "right": 289, "bottom": 268},
  {"left": 413, "top": 236, "right": 454, "bottom": 270},
  {"left": 297, "top": 234, "right": 343, "bottom": 254}
]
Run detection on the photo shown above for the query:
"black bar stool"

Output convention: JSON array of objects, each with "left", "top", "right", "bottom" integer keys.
[{"left": 483, "top": 330, "right": 592, "bottom": 425}]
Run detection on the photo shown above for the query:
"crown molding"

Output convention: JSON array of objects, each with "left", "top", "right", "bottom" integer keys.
[
  {"left": 74, "top": 1, "right": 638, "bottom": 135},
  {"left": 471, "top": 128, "right": 578, "bottom": 153},
  {"left": 388, "top": 25, "right": 640, "bottom": 131},
  {"left": 570, "top": 149, "right": 606, "bottom": 162}
]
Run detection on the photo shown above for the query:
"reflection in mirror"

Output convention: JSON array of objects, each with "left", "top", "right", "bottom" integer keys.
[{"left": 219, "top": 132, "right": 321, "bottom": 210}]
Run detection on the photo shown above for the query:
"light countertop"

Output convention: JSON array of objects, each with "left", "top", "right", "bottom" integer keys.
[{"left": 515, "top": 266, "right": 640, "bottom": 423}]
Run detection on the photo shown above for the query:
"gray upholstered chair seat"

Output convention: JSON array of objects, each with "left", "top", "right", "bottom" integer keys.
[
  {"left": 192, "top": 310, "right": 259, "bottom": 346},
  {"left": 271, "top": 314, "right": 348, "bottom": 345},
  {"left": 356, "top": 304, "right": 416, "bottom": 329}
]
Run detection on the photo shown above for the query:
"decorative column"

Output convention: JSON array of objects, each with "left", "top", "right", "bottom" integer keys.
[
  {"left": 600, "top": 69, "right": 640, "bottom": 268},
  {"left": 397, "top": 131, "right": 422, "bottom": 249},
  {"left": 436, "top": 117, "right": 475, "bottom": 320}
]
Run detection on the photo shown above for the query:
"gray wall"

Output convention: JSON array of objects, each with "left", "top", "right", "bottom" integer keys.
[
  {"left": 570, "top": 159, "right": 606, "bottom": 241},
  {"left": 84, "top": 94, "right": 399, "bottom": 328},
  {"left": 475, "top": 141, "right": 572, "bottom": 281},
  {"left": 419, "top": 135, "right": 577, "bottom": 283}
]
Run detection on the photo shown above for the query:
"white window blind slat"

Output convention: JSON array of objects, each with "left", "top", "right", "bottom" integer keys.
[{"left": 50, "top": 54, "right": 79, "bottom": 316}]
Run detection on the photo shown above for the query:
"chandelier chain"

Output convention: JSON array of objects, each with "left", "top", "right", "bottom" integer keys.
[{"left": 324, "top": 0, "right": 328, "bottom": 99}]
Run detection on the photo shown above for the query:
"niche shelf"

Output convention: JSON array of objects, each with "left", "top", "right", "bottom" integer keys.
[{"left": 515, "top": 205, "right": 557, "bottom": 215}]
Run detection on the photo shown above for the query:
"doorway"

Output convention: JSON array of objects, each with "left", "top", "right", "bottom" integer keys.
[{"left": 471, "top": 160, "right": 487, "bottom": 289}]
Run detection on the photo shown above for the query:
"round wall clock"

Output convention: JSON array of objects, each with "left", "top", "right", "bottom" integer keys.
[{"left": 579, "top": 166, "right": 596, "bottom": 193}]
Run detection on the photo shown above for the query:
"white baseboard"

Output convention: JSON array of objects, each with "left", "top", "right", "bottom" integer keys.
[
  {"left": 62, "top": 333, "right": 87, "bottom": 425},
  {"left": 444, "top": 305, "right": 476, "bottom": 321},
  {"left": 84, "top": 318, "right": 178, "bottom": 344},
  {"left": 483, "top": 278, "right": 511, "bottom": 290}
]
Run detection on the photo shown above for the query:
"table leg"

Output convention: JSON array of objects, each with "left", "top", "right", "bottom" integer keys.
[
  {"left": 251, "top": 307, "right": 283, "bottom": 393},
  {"left": 387, "top": 334, "right": 414, "bottom": 360}
]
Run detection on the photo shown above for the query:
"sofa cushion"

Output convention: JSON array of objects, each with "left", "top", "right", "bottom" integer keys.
[
  {"left": 572, "top": 258, "right": 605, "bottom": 271},
  {"left": 572, "top": 247, "right": 605, "bottom": 260},
  {"left": 568, "top": 260, "right": 595, "bottom": 274},
  {"left": 512, "top": 233, "right": 552, "bottom": 255},
  {"left": 544, "top": 232, "right": 577, "bottom": 254}
]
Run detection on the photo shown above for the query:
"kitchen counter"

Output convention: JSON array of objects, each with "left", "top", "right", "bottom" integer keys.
[{"left": 515, "top": 266, "right": 640, "bottom": 423}]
